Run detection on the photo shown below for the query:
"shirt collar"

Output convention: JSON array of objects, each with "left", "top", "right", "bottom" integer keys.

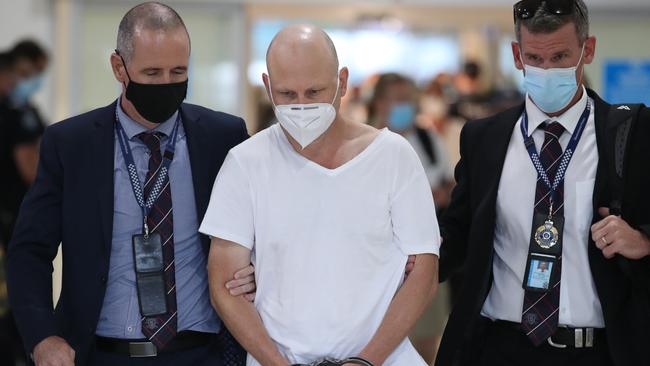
[
  {"left": 525, "top": 85, "right": 588, "bottom": 136},
  {"left": 116, "top": 98, "right": 179, "bottom": 140}
]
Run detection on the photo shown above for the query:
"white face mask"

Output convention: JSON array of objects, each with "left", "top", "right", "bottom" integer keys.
[{"left": 269, "top": 73, "right": 340, "bottom": 149}]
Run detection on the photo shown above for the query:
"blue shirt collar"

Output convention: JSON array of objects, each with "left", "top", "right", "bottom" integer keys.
[{"left": 116, "top": 98, "right": 179, "bottom": 140}]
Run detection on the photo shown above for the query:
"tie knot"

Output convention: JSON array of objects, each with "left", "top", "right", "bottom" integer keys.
[
  {"left": 543, "top": 121, "right": 565, "bottom": 141},
  {"left": 138, "top": 132, "right": 163, "bottom": 152}
]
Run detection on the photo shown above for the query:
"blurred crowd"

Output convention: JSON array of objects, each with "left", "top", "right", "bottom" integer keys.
[{"left": 0, "top": 39, "right": 50, "bottom": 366}]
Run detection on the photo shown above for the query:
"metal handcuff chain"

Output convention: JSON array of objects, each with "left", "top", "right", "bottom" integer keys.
[{"left": 292, "top": 356, "right": 374, "bottom": 366}]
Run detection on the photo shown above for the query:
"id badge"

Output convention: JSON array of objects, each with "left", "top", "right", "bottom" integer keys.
[
  {"left": 523, "top": 253, "right": 557, "bottom": 292},
  {"left": 133, "top": 233, "right": 168, "bottom": 316},
  {"left": 529, "top": 213, "right": 564, "bottom": 256}
]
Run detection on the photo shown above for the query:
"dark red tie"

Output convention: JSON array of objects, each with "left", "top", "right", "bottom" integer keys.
[
  {"left": 521, "top": 121, "right": 566, "bottom": 346},
  {"left": 138, "top": 132, "right": 177, "bottom": 349}
]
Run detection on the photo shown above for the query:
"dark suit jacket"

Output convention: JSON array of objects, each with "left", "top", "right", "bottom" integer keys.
[
  {"left": 6, "top": 101, "right": 248, "bottom": 364},
  {"left": 436, "top": 90, "right": 650, "bottom": 366}
]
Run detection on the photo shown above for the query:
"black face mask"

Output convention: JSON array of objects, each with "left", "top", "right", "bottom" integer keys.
[{"left": 119, "top": 53, "right": 188, "bottom": 124}]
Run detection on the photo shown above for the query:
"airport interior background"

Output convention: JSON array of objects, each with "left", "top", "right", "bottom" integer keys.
[{"left": 0, "top": 0, "right": 649, "bottom": 365}]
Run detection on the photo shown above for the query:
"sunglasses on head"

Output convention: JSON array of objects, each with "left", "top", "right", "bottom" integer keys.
[{"left": 513, "top": 0, "right": 584, "bottom": 23}]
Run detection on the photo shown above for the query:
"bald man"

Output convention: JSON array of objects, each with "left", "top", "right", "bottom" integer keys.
[{"left": 201, "top": 25, "right": 440, "bottom": 366}]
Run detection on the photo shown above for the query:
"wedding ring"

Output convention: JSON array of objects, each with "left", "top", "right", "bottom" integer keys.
[{"left": 601, "top": 236, "right": 608, "bottom": 245}]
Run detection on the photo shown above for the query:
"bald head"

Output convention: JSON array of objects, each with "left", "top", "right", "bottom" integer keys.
[{"left": 266, "top": 24, "right": 339, "bottom": 78}]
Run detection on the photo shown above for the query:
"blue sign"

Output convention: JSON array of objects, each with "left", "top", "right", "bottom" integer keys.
[{"left": 604, "top": 60, "right": 650, "bottom": 105}]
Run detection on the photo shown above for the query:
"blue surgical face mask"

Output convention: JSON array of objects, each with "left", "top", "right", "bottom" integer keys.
[
  {"left": 521, "top": 45, "right": 584, "bottom": 114},
  {"left": 387, "top": 102, "right": 416, "bottom": 131},
  {"left": 11, "top": 74, "right": 44, "bottom": 106}
]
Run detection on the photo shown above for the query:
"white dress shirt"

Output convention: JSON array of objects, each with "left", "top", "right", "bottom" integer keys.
[{"left": 481, "top": 87, "right": 605, "bottom": 328}]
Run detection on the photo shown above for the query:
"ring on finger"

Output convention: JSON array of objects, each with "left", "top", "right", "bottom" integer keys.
[{"left": 601, "top": 236, "right": 608, "bottom": 245}]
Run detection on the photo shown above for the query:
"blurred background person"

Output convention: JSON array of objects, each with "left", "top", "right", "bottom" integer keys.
[
  {"left": 367, "top": 72, "right": 452, "bottom": 364},
  {"left": 0, "top": 50, "right": 18, "bottom": 246},
  {"left": 0, "top": 49, "right": 23, "bottom": 366},
  {"left": 0, "top": 39, "right": 49, "bottom": 249},
  {"left": 0, "top": 40, "right": 49, "bottom": 366}
]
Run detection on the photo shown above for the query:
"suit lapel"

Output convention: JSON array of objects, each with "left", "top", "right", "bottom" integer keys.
[
  {"left": 481, "top": 105, "right": 525, "bottom": 215},
  {"left": 589, "top": 89, "right": 613, "bottom": 212},
  {"left": 179, "top": 104, "right": 209, "bottom": 237},
  {"left": 93, "top": 101, "right": 117, "bottom": 259}
]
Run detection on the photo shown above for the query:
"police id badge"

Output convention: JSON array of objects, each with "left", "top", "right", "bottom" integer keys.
[
  {"left": 522, "top": 213, "right": 564, "bottom": 293},
  {"left": 523, "top": 253, "right": 557, "bottom": 292},
  {"left": 132, "top": 232, "right": 168, "bottom": 316}
]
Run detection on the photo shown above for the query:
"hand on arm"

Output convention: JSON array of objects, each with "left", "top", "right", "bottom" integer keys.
[
  {"left": 13, "top": 141, "right": 40, "bottom": 185},
  {"left": 356, "top": 254, "right": 439, "bottom": 365},
  {"left": 208, "top": 237, "right": 289, "bottom": 366},
  {"left": 591, "top": 207, "right": 650, "bottom": 260},
  {"left": 226, "top": 264, "right": 256, "bottom": 302}
]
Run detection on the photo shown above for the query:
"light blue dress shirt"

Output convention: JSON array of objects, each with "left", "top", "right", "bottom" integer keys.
[{"left": 95, "top": 101, "right": 220, "bottom": 339}]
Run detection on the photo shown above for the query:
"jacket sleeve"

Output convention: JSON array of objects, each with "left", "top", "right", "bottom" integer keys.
[
  {"left": 6, "top": 126, "right": 63, "bottom": 352},
  {"left": 439, "top": 123, "right": 473, "bottom": 282},
  {"left": 614, "top": 106, "right": 650, "bottom": 292}
]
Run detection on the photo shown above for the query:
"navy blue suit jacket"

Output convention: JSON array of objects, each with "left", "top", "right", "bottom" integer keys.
[{"left": 6, "top": 101, "right": 248, "bottom": 363}]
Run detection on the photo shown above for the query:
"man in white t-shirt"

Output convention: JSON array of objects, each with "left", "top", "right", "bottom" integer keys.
[{"left": 199, "top": 24, "right": 440, "bottom": 366}]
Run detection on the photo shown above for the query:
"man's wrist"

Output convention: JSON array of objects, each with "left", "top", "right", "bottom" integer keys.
[{"left": 640, "top": 230, "right": 650, "bottom": 258}]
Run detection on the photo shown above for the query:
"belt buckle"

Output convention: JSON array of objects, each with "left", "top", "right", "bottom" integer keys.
[
  {"left": 547, "top": 325, "right": 568, "bottom": 349},
  {"left": 547, "top": 336, "right": 567, "bottom": 349},
  {"left": 128, "top": 341, "right": 157, "bottom": 358},
  {"left": 574, "top": 328, "right": 584, "bottom": 348},
  {"left": 585, "top": 328, "right": 594, "bottom": 347}
]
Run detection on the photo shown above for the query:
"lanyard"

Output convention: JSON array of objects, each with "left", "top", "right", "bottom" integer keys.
[
  {"left": 115, "top": 108, "right": 180, "bottom": 237},
  {"left": 520, "top": 101, "right": 591, "bottom": 217}
]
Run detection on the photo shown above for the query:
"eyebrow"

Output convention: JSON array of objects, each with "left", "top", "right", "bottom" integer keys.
[
  {"left": 524, "top": 49, "right": 571, "bottom": 58},
  {"left": 140, "top": 66, "right": 188, "bottom": 73}
]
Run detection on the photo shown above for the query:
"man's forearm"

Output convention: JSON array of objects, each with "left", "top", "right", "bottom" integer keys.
[
  {"left": 208, "top": 239, "right": 289, "bottom": 366},
  {"left": 358, "top": 254, "right": 438, "bottom": 365},
  {"left": 214, "top": 292, "right": 288, "bottom": 366}
]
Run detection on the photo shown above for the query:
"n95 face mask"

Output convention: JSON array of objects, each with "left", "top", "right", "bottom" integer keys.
[{"left": 269, "top": 73, "right": 340, "bottom": 149}]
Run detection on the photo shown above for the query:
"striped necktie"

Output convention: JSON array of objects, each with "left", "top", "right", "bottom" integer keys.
[
  {"left": 521, "top": 121, "right": 566, "bottom": 346},
  {"left": 138, "top": 132, "right": 178, "bottom": 349}
]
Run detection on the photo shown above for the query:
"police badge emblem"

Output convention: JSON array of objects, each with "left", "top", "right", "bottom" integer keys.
[{"left": 534, "top": 219, "right": 559, "bottom": 249}]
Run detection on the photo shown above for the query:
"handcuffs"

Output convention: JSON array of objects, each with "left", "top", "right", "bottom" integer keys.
[{"left": 292, "top": 357, "right": 374, "bottom": 366}]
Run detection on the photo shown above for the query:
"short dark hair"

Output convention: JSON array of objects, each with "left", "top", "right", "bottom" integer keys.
[
  {"left": 367, "top": 73, "right": 417, "bottom": 125},
  {"left": 515, "top": 0, "right": 589, "bottom": 45},
  {"left": 10, "top": 39, "right": 48, "bottom": 63},
  {"left": 0, "top": 51, "right": 15, "bottom": 72},
  {"left": 116, "top": 2, "right": 189, "bottom": 63},
  {"left": 463, "top": 61, "right": 481, "bottom": 80}
]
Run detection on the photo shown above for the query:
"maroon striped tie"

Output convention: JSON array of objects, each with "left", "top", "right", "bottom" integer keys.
[
  {"left": 521, "top": 121, "right": 565, "bottom": 346},
  {"left": 138, "top": 132, "right": 177, "bottom": 349}
]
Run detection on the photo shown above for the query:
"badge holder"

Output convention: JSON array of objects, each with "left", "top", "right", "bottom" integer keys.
[
  {"left": 133, "top": 221, "right": 168, "bottom": 317},
  {"left": 523, "top": 210, "right": 564, "bottom": 293}
]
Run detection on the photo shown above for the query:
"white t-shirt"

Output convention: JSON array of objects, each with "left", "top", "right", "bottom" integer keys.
[{"left": 199, "top": 124, "right": 440, "bottom": 366}]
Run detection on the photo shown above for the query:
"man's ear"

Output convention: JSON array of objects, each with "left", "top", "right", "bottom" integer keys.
[
  {"left": 262, "top": 73, "right": 273, "bottom": 103},
  {"left": 338, "top": 67, "right": 349, "bottom": 99},
  {"left": 110, "top": 52, "right": 128, "bottom": 85},
  {"left": 583, "top": 36, "right": 597, "bottom": 65},
  {"left": 512, "top": 42, "right": 524, "bottom": 71}
]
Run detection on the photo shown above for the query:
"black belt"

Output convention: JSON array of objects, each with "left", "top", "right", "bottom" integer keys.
[
  {"left": 493, "top": 320, "right": 606, "bottom": 349},
  {"left": 95, "top": 331, "right": 213, "bottom": 357}
]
